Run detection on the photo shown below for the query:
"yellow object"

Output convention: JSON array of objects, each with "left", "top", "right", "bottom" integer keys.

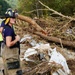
[
  {"left": 5, "top": 18, "right": 10, "bottom": 25},
  {"left": 0, "top": 33, "right": 3, "bottom": 41}
]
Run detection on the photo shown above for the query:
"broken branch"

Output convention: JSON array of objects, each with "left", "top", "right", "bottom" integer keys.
[
  {"left": 34, "top": 32, "right": 75, "bottom": 48},
  {"left": 39, "top": 1, "right": 75, "bottom": 20},
  {"left": 17, "top": 14, "right": 47, "bottom": 35}
]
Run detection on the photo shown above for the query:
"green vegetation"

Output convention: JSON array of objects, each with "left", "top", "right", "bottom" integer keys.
[
  {"left": 18, "top": 0, "right": 75, "bottom": 17},
  {"left": 0, "top": 0, "right": 10, "bottom": 17},
  {"left": 5, "top": 0, "right": 18, "bottom": 8},
  {"left": 0, "top": 0, "right": 75, "bottom": 17},
  {"left": 0, "top": 0, "right": 18, "bottom": 17}
]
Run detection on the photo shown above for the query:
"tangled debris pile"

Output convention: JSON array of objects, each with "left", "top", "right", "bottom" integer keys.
[
  {"left": 20, "top": 34, "right": 71, "bottom": 75},
  {"left": 13, "top": 15, "right": 75, "bottom": 75}
]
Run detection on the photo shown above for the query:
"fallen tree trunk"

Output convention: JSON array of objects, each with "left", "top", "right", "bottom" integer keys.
[
  {"left": 34, "top": 32, "right": 75, "bottom": 48},
  {"left": 17, "top": 14, "right": 47, "bottom": 35}
]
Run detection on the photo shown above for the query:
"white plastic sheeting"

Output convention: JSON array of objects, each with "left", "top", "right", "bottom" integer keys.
[
  {"left": 49, "top": 48, "right": 70, "bottom": 74},
  {"left": 24, "top": 48, "right": 37, "bottom": 61},
  {"left": 21, "top": 35, "right": 70, "bottom": 75},
  {"left": 20, "top": 34, "right": 32, "bottom": 43}
]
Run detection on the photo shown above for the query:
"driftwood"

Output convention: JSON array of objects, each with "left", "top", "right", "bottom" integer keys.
[
  {"left": 16, "top": 14, "right": 75, "bottom": 48},
  {"left": 34, "top": 32, "right": 75, "bottom": 48},
  {"left": 59, "top": 20, "right": 72, "bottom": 32},
  {"left": 17, "top": 14, "right": 47, "bottom": 35},
  {"left": 24, "top": 62, "right": 62, "bottom": 75}
]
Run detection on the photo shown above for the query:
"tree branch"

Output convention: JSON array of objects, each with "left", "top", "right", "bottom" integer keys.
[
  {"left": 23, "top": 9, "right": 49, "bottom": 14},
  {"left": 39, "top": 1, "right": 75, "bottom": 20}
]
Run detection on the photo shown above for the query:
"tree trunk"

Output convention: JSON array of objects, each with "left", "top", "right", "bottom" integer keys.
[
  {"left": 17, "top": 14, "right": 47, "bottom": 35},
  {"left": 34, "top": 32, "right": 75, "bottom": 48}
]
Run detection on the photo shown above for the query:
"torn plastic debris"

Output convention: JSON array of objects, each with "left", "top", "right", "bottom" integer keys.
[
  {"left": 24, "top": 43, "right": 51, "bottom": 61},
  {"left": 20, "top": 34, "right": 32, "bottom": 43},
  {"left": 33, "top": 43, "right": 51, "bottom": 50},
  {"left": 23, "top": 40, "right": 70, "bottom": 74},
  {"left": 29, "top": 39, "right": 37, "bottom": 47},
  {"left": 49, "top": 48, "right": 70, "bottom": 74},
  {"left": 24, "top": 48, "right": 37, "bottom": 61}
]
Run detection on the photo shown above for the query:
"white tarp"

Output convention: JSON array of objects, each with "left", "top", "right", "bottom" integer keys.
[
  {"left": 22, "top": 35, "right": 70, "bottom": 74},
  {"left": 49, "top": 48, "right": 70, "bottom": 74}
]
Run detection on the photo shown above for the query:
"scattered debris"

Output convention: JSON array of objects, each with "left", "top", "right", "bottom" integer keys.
[{"left": 20, "top": 35, "right": 71, "bottom": 75}]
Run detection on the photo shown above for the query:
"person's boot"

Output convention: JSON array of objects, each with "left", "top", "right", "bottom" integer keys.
[{"left": 16, "top": 70, "right": 23, "bottom": 75}]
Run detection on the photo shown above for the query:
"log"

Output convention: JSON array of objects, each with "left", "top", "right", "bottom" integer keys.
[
  {"left": 34, "top": 32, "right": 75, "bottom": 48},
  {"left": 17, "top": 14, "right": 47, "bottom": 35}
]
